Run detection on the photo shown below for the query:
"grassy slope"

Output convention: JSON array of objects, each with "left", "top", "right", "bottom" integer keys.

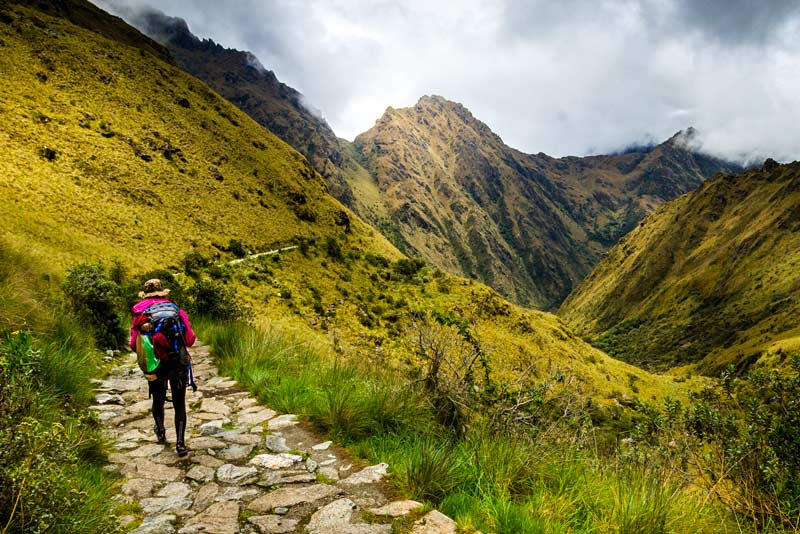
[
  {"left": 0, "top": 2, "right": 703, "bottom": 410},
  {"left": 0, "top": 2, "right": 389, "bottom": 270},
  {"left": 561, "top": 161, "right": 800, "bottom": 374}
]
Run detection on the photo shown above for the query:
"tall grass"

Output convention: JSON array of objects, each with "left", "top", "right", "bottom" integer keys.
[
  {"left": 202, "top": 319, "right": 737, "bottom": 533},
  {"left": 0, "top": 244, "right": 122, "bottom": 533}
]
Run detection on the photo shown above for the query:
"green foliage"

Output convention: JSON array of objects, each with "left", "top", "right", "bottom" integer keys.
[
  {"left": 227, "top": 239, "right": 248, "bottom": 259},
  {"left": 182, "top": 250, "right": 211, "bottom": 276},
  {"left": 325, "top": 237, "right": 343, "bottom": 261},
  {"left": 684, "top": 360, "right": 800, "bottom": 529},
  {"left": 392, "top": 258, "right": 426, "bottom": 279},
  {"left": 188, "top": 278, "right": 249, "bottom": 321},
  {"left": 62, "top": 263, "right": 125, "bottom": 349}
]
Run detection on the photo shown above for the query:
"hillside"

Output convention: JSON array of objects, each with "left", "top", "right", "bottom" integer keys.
[
  {"left": 0, "top": 0, "right": 706, "bottom": 410},
  {"left": 561, "top": 160, "right": 800, "bottom": 374},
  {"left": 128, "top": 9, "right": 370, "bottom": 208},
  {"left": 354, "top": 96, "right": 738, "bottom": 308}
]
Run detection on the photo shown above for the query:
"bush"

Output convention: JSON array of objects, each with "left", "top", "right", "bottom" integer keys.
[
  {"left": 188, "top": 279, "right": 249, "bottom": 321},
  {"left": 182, "top": 250, "right": 210, "bottom": 276},
  {"left": 62, "top": 263, "right": 125, "bottom": 349},
  {"left": 228, "top": 239, "right": 248, "bottom": 259},
  {"left": 392, "top": 258, "right": 426, "bottom": 279}
]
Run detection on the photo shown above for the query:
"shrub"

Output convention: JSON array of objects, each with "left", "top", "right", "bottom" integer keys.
[
  {"left": 325, "top": 237, "right": 343, "bottom": 261},
  {"left": 62, "top": 263, "right": 125, "bottom": 349},
  {"left": 187, "top": 278, "right": 249, "bottom": 321},
  {"left": 227, "top": 239, "right": 247, "bottom": 258},
  {"left": 182, "top": 250, "right": 210, "bottom": 276},
  {"left": 392, "top": 258, "right": 426, "bottom": 279}
]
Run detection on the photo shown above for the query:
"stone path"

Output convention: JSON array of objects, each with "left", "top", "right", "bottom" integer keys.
[{"left": 92, "top": 342, "right": 457, "bottom": 534}]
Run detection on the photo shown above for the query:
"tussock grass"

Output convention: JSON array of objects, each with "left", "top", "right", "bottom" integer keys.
[{"left": 204, "top": 319, "right": 735, "bottom": 533}]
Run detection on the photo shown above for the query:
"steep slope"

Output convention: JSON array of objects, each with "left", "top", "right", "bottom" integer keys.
[
  {"left": 354, "top": 96, "right": 738, "bottom": 309},
  {"left": 0, "top": 0, "right": 703, "bottom": 409},
  {"left": 561, "top": 160, "right": 800, "bottom": 374},
  {"left": 0, "top": 0, "right": 376, "bottom": 269},
  {"left": 128, "top": 9, "right": 369, "bottom": 208}
]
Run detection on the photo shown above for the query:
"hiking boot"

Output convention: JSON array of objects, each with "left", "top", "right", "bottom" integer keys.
[
  {"left": 175, "top": 420, "right": 189, "bottom": 457},
  {"left": 154, "top": 417, "right": 166, "bottom": 444}
]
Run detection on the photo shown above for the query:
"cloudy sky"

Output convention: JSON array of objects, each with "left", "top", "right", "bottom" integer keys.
[{"left": 95, "top": 0, "right": 800, "bottom": 163}]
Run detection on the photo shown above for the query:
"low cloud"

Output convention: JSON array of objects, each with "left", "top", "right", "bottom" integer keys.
[{"left": 95, "top": 0, "right": 800, "bottom": 163}]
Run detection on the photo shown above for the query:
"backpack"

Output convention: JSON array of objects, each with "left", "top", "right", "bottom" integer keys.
[{"left": 143, "top": 302, "right": 188, "bottom": 362}]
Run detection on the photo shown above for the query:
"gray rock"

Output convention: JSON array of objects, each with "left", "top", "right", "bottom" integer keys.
[
  {"left": 369, "top": 500, "right": 423, "bottom": 517},
  {"left": 214, "top": 486, "right": 259, "bottom": 502},
  {"left": 319, "top": 466, "right": 340, "bottom": 481},
  {"left": 199, "top": 419, "right": 230, "bottom": 436},
  {"left": 311, "top": 441, "right": 332, "bottom": 451},
  {"left": 218, "top": 444, "right": 254, "bottom": 461},
  {"left": 186, "top": 465, "right": 216, "bottom": 483},
  {"left": 200, "top": 398, "right": 232, "bottom": 416},
  {"left": 190, "top": 437, "right": 227, "bottom": 450},
  {"left": 249, "top": 453, "right": 302, "bottom": 470},
  {"left": 247, "top": 484, "right": 339, "bottom": 513},
  {"left": 267, "top": 414, "right": 298, "bottom": 430},
  {"left": 140, "top": 495, "right": 193, "bottom": 514},
  {"left": 411, "top": 511, "right": 457, "bottom": 534},
  {"left": 238, "top": 398, "right": 258, "bottom": 410},
  {"left": 135, "top": 459, "right": 183, "bottom": 481},
  {"left": 248, "top": 515, "right": 298, "bottom": 534},
  {"left": 264, "top": 435, "right": 291, "bottom": 453},
  {"left": 306, "top": 498, "right": 391, "bottom": 534},
  {"left": 279, "top": 472, "right": 317, "bottom": 484},
  {"left": 95, "top": 392, "right": 125, "bottom": 405},
  {"left": 216, "top": 464, "right": 259, "bottom": 485},
  {"left": 130, "top": 513, "right": 176, "bottom": 534},
  {"left": 178, "top": 501, "right": 239, "bottom": 534},
  {"left": 339, "top": 463, "right": 389, "bottom": 486},
  {"left": 306, "top": 458, "right": 319, "bottom": 473},
  {"left": 157, "top": 482, "right": 193, "bottom": 499},
  {"left": 238, "top": 408, "right": 276, "bottom": 426},
  {"left": 273, "top": 507, "right": 289, "bottom": 515},
  {"left": 193, "top": 482, "right": 220, "bottom": 511},
  {"left": 218, "top": 431, "right": 261, "bottom": 445},
  {"left": 191, "top": 454, "right": 224, "bottom": 468},
  {"left": 126, "top": 443, "right": 168, "bottom": 458}
]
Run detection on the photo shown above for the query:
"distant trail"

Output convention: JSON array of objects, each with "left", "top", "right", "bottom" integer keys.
[
  {"left": 228, "top": 245, "right": 298, "bottom": 265},
  {"left": 92, "top": 342, "right": 456, "bottom": 533}
]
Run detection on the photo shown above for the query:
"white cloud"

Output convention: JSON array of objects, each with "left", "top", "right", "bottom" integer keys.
[{"left": 95, "top": 0, "right": 800, "bottom": 162}]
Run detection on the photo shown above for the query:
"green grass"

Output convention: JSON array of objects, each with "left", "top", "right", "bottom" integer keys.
[
  {"left": 202, "top": 318, "right": 737, "bottom": 533},
  {"left": 0, "top": 243, "right": 122, "bottom": 533}
]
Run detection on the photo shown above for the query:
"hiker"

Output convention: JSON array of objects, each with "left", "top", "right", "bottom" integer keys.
[{"left": 130, "top": 279, "right": 196, "bottom": 457}]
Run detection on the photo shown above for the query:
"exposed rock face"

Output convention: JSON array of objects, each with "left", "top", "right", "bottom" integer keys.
[{"left": 94, "top": 343, "right": 455, "bottom": 533}]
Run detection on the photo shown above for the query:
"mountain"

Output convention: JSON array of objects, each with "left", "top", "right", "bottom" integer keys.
[
  {"left": 560, "top": 159, "right": 800, "bottom": 374},
  {"left": 113, "top": 12, "right": 739, "bottom": 310},
  {"left": 0, "top": 0, "right": 701, "bottom": 408},
  {"left": 129, "top": 9, "right": 369, "bottom": 207},
  {"left": 354, "top": 96, "right": 740, "bottom": 309}
]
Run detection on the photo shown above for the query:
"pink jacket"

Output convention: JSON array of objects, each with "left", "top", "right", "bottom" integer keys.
[{"left": 129, "top": 298, "right": 196, "bottom": 350}]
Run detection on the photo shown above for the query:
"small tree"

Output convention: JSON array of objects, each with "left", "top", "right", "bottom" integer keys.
[{"left": 62, "top": 263, "right": 125, "bottom": 349}]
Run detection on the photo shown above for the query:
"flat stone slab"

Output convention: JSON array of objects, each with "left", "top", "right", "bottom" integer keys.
[
  {"left": 135, "top": 459, "right": 183, "bottom": 481},
  {"left": 200, "top": 398, "right": 232, "bottom": 415},
  {"left": 140, "top": 495, "right": 193, "bottom": 514},
  {"left": 306, "top": 498, "right": 391, "bottom": 534},
  {"left": 249, "top": 453, "right": 303, "bottom": 470},
  {"left": 178, "top": 501, "right": 239, "bottom": 534},
  {"left": 186, "top": 465, "right": 216, "bottom": 483},
  {"left": 214, "top": 486, "right": 259, "bottom": 502},
  {"left": 264, "top": 435, "right": 291, "bottom": 453},
  {"left": 248, "top": 514, "right": 298, "bottom": 534},
  {"left": 218, "top": 444, "right": 254, "bottom": 461},
  {"left": 157, "top": 482, "right": 193, "bottom": 499},
  {"left": 238, "top": 408, "right": 276, "bottom": 425},
  {"left": 312, "top": 441, "right": 332, "bottom": 451},
  {"left": 126, "top": 443, "right": 168, "bottom": 458},
  {"left": 189, "top": 437, "right": 227, "bottom": 450},
  {"left": 199, "top": 419, "right": 230, "bottom": 436},
  {"left": 267, "top": 414, "right": 298, "bottom": 430},
  {"left": 193, "top": 482, "right": 220, "bottom": 511},
  {"left": 217, "top": 431, "right": 261, "bottom": 445},
  {"left": 130, "top": 513, "right": 176, "bottom": 534},
  {"left": 191, "top": 454, "right": 224, "bottom": 468},
  {"left": 369, "top": 500, "right": 423, "bottom": 517},
  {"left": 216, "top": 464, "right": 258, "bottom": 485},
  {"left": 412, "top": 511, "right": 457, "bottom": 534},
  {"left": 95, "top": 393, "right": 125, "bottom": 405},
  {"left": 247, "top": 484, "right": 340, "bottom": 513},
  {"left": 339, "top": 463, "right": 389, "bottom": 486}
]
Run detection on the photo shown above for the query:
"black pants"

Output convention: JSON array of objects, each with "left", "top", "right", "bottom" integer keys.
[{"left": 149, "top": 363, "right": 188, "bottom": 431}]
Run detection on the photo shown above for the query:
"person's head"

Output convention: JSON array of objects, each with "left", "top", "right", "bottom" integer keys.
[{"left": 138, "top": 278, "right": 171, "bottom": 299}]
